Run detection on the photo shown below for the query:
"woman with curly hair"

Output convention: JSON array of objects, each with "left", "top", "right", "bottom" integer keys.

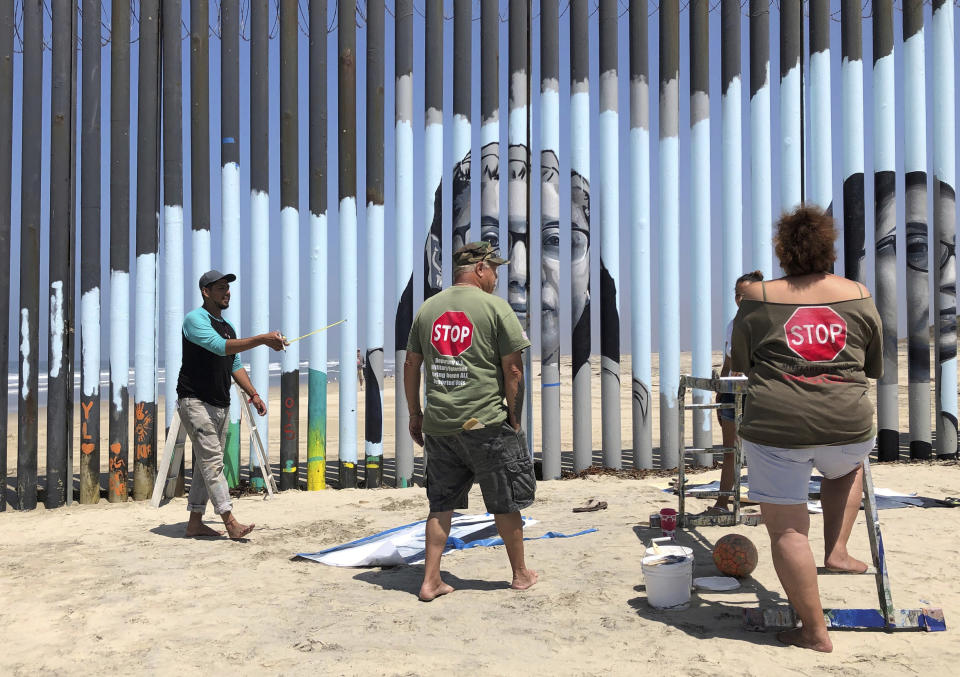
[{"left": 731, "top": 205, "right": 883, "bottom": 652}]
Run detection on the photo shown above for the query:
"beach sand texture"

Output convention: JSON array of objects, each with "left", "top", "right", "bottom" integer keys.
[{"left": 0, "top": 346, "right": 957, "bottom": 674}]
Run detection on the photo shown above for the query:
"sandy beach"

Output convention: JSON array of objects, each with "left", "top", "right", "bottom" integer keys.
[{"left": 1, "top": 346, "right": 958, "bottom": 675}]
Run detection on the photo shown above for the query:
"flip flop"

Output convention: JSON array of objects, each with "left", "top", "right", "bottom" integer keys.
[
  {"left": 701, "top": 506, "right": 732, "bottom": 516},
  {"left": 572, "top": 498, "right": 608, "bottom": 513}
]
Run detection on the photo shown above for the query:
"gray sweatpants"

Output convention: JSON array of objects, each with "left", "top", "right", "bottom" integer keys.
[{"left": 178, "top": 397, "right": 233, "bottom": 516}]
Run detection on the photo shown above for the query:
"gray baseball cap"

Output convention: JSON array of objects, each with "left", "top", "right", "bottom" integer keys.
[{"left": 198, "top": 270, "right": 236, "bottom": 290}]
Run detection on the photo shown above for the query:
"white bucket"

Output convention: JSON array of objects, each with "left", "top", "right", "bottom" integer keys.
[{"left": 642, "top": 545, "right": 694, "bottom": 609}]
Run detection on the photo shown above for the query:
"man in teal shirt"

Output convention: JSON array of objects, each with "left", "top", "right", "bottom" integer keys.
[
  {"left": 177, "top": 270, "right": 286, "bottom": 539},
  {"left": 405, "top": 243, "right": 537, "bottom": 601}
]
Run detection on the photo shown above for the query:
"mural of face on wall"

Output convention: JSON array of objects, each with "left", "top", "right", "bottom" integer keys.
[
  {"left": 480, "top": 142, "right": 500, "bottom": 249},
  {"left": 570, "top": 168, "right": 591, "bottom": 324},
  {"left": 540, "top": 150, "right": 561, "bottom": 365},
  {"left": 425, "top": 172, "right": 443, "bottom": 296},
  {"left": 451, "top": 151, "right": 471, "bottom": 254},
  {"left": 507, "top": 144, "right": 529, "bottom": 314}
]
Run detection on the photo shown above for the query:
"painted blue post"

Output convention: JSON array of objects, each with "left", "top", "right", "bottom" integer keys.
[
  {"left": 249, "top": 0, "right": 271, "bottom": 487},
  {"left": 395, "top": 0, "right": 415, "bottom": 487},
  {"left": 365, "top": 0, "right": 385, "bottom": 487},
  {"left": 508, "top": 0, "right": 533, "bottom": 453},
  {"left": 108, "top": 0, "right": 132, "bottom": 502},
  {"left": 221, "top": 0, "right": 242, "bottom": 486},
  {"left": 659, "top": 0, "right": 680, "bottom": 468},
  {"left": 904, "top": 0, "right": 932, "bottom": 460},
  {"left": 932, "top": 0, "right": 957, "bottom": 458},
  {"left": 721, "top": 0, "right": 743, "bottom": 366},
  {"left": 480, "top": 0, "right": 500, "bottom": 256},
  {"left": 80, "top": 0, "right": 102, "bottom": 504},
  {"left": 629, "top": 0, "right": 652, "bottom": 469},
  {"left": 873, "top": 0, "right": 899, "bottom": 461},
  {"left": 133, "top": 1, "right": 161, "bottom": 501},
  {"left": 570, "top": 0, "right": 593, "bottom": 471},
  {"left": 162, "top": 1, "right": 184, "bottom": 470},
  {"left": 780, "top": 0, "right": 802, "bottom": 212},
  {"left": 809, "top": 0, "right": 833, "bottom": 213},
  {"left": 424, "top": 0, "right": 443, "bottom": 300},
  {"left": 279, "top": 0, "right": 300, "bottom": 489},
  {"left": 339, "top": 0, "right": 360, "bottom": 487},
  {"left": 308, "top": 0, "right": 329, "bottom": 490},
  {"left": 599, "top": 0, "right": 622, "bottom": 469},
  {"left": 841, "top": 0, "right": 866, "bottom": 284},
  {"left": 749, "top": 0, "right": 771, "bottom": 277},
  {"left": 540, "top": 0, "right": 561, "bottom": 479},
  {"left": 690, "top": 0, "right": 711, "bottom": 465},
  {"left": 452, "top": 0, "right": 472, "bottom": 254}
]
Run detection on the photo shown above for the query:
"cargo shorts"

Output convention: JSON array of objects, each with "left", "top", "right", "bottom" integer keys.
[{"left": 423, "top": 422, "right": 536, "bottom": 514}]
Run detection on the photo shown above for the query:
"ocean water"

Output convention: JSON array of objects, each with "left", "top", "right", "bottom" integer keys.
[{"left": 6, "top": 358, "right": 397, "bottom": 413}]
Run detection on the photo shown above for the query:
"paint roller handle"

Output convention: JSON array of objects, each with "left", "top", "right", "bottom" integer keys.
[{"left": 260, "top": 330, "right": 288, "bottom": 352}]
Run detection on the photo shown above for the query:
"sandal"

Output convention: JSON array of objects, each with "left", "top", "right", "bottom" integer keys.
[{"left": 572, "top": 498, "right": 608, "bottom": 513}]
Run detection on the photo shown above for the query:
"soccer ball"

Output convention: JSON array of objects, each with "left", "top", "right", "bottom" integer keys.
[{"left": 712, "top": 534, "right": 758, "bottom": 577}]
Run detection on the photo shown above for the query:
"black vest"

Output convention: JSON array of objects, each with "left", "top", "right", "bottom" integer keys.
[{"left": 176, "top": 313, "right": 237, "bottom": 407}]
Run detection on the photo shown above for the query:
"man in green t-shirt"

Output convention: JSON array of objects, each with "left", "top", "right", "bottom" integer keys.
[{"left": 405, "top": 241, "right": 538, "bottom": 601}]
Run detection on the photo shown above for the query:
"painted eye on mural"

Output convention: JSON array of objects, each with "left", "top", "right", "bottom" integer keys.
[
  {"left": 481, "top": 223, "right": 499, "bottom": 251},
  {"left": 542, "top": 225, "right": 560, "bottom": 256},
  {"left": 905, "top": 222, "right": 928, "bottom": 271},
  {"left": 571, "top": 228, "right": 588, "bottom": 260}
]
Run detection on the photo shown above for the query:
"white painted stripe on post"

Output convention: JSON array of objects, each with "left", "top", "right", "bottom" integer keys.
[
  {"left": 110, "top": 269, "right": 130, "bottom": 409},
  {"left": 281, "top": 205, "right": 300, "bottom": 374},
  {"left": 841, "top": 58, "right": 865, "bottom": 177},
  {"left": 630, "top": 124, "right": 651, "bottom": 386},
  {"left": 250, "top": 189, "right": 270, "bottom": 455},
  {"left": 81, "top": 287, "right": 101, "bottom": 396},
  {"left": 49, "top": 281, "right": 64, "bottom": 379},
  {"left": 721, "top": 78, "right": 742, "bottom": 330},
  {"left": 873, "top": 54, "right": 895, "bottom": 173},
  {"left": 750, "top": 64, "right": 772, "bottom": 277},
  {"left": 164, "top": 204, "right": 184, "bottom": 426},
  {"left": 339, "top": 195, "right": 359, "bottom": 464}
]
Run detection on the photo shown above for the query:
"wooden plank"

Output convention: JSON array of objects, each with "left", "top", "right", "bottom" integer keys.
[{"left": 149, "top": 411, "right": 182, "bottom": 508}]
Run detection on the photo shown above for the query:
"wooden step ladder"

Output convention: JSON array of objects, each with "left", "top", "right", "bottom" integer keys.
[
  {"left": 676, "top": 375, "right": 758, "bottom": 527},
  {"left": 150, "top": 385, "right": 278, "bottom": 508},
  {"left": 677, "top": 374, "right": 944, "bottom": 631}
]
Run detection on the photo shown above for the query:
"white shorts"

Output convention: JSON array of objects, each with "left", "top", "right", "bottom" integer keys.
[{"left": 742, "top": 438, "right": 874, "bottom": 505}]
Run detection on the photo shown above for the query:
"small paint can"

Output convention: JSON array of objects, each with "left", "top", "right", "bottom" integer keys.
[{"left": 660, "top": 507, "right": 678, "bottom": 539}]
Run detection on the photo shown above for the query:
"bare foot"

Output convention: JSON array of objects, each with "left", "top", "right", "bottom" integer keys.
[
  {"left": 185, "top": 523, "right": 224, "bottom": 538},
  {"left": 511, "top": 568, "right": 538, "bottom": 591},
  {"left": 824, "top": 554, "right": 869, "bottom": 573},
  {"left": 418, "top": 580, "right": 454, "bottom": 602},
  {"left": 776, "top": 627, "right": 833, "bottom": 653},
  {"left": 224, "top": 519, "right": 255, "bottom": 540}
]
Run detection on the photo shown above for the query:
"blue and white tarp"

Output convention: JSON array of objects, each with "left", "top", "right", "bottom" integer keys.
[{"left": 296, "top": 513, "right": 597, "bottom": 567}]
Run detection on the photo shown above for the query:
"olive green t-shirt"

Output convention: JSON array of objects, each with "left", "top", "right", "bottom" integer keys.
[
  {"left": 407, "top": 285, "right": 531, "bottom": 435},
  {"left": 730, "top": 297, "right": 883, "bottom": 448}
]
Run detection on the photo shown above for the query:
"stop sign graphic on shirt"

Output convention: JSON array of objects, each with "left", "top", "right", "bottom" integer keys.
[
  {"left": 783, "top": 306, "right": 847, "bottom": 362},
  {"left": 431, "top": 311, "right": 474, "bottom": 356}
]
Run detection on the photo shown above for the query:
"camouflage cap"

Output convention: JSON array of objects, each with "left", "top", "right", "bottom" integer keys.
[{"left": 452, "top": 241, "right": 509, "bottom": 267}]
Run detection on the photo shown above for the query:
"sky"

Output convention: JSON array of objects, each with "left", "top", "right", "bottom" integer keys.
[{"left": 5, "top": 0, "right": 960, "bottom": 371}]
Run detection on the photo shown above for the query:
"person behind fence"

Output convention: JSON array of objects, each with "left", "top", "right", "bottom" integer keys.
[
  {"left": 176, "top": 270, "right": 288, "bottom": 540},
  {"left": 404, "top": 241, "right": 538, "bottom": 602},
  {"left": 730, "top": 206, "right": 882, "bottom": 653},
  {"left": 705, "top": 269, "right": 764, "bottom": 516}
]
